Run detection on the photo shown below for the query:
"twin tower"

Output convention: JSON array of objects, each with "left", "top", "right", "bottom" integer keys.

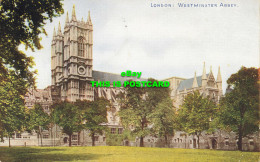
[{"left": 51, "top": 5, "right": 94, "bottom": 102}]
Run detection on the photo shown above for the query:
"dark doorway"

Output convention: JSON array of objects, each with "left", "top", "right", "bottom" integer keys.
[
  {"left": 193, "top": 139, "right": 197, "bottom": 148},
  {"left": 125, "top": 140, "right": 129, "bottom": 146},
  {"left": 212, "top": 139, "right": 217, "bottom": 149},
  {"left": 63, "top": 137, "right": 68, "bottom": 144}
]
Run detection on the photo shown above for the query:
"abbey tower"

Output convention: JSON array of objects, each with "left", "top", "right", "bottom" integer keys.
[{"left": 51, "top": 5, "right": 94, "bottom": 102}]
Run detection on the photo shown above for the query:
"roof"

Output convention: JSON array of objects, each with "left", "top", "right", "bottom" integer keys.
[
  {"left": 92, "top": 70, "right": 146, "bottom": 82},
  {"left": 177, "top": 74, "right": 208, "bottom": 91}
]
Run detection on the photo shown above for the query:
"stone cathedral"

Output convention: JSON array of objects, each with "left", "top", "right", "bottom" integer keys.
[
  {"left": 51, "top": 6, "right": 94, "bottom": 102},
  {"left": 1, "top": 6, "right": 258, "bottom": 151}
]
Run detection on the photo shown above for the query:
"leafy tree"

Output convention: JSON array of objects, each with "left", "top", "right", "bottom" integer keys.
[
  {"left": 178, "top": 91, "right": 215, "bottom": 149},
  {"left": 146, "top": 79, "right": 175, "bottom": 147},
  {"left": 0, "top": 70, "right": 28, "bottom": 146},
  {"left": 150, "top": 98, "right": 175, "bottom": 147},
  {"left": 28, "top": 104, "right": 50, "bottom": 146},
  {"left": 218, "top": 67, "right": 259, "bottom": 151},
  {"left": 118, "top": 78, "right": 172, "bottom": 147},
  {"left": 0, "top": 0, "right": 63, "bottom": 80},
  {"left": 51, "top": 102, "right": 83, "bottom": 147},
  {"left": 117, "top": 84, "right": 148, "bottom": 147},
  {"left": 0, "top": 0, "right": 63, "bottom": 145},
  {"left": 76, "top": 98, "right": 109, "bottom": 146}
]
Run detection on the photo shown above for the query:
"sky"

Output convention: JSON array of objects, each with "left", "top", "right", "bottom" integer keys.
[{"left": 20, "top": 0, "right": 259, "bottom": 92}]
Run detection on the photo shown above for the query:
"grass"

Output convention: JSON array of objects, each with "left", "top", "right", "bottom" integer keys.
[{"left": 0, "top": 146, "right": 259, "bottom": 162}]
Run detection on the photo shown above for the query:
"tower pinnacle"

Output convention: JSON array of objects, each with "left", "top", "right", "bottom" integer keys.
[
  {"left": 217, "top": 66, "right": 222, "bottom": 82},
  {"left": 192, "top": 71, "right": 198, "bottom": 88},
  {"left": 53, "top": 27, "right": 56, "bottom": 38},
  {"left": 57, "top": 21, "right": 62, "bottom": 35},
  {"left": 202, "top": 62, "right": 207, "bottom": 80},
  {"left": 66, "top": 11, "right": 69, "bottom": 23},
  {"left": 72, "top": 5, "right": 77, "bottom": 21},
  {"left": 87, "top": 11, "right": 92, "bottom": 25}
]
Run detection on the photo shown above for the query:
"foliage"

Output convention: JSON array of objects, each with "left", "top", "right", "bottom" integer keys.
[
  {"left": 0, "top": 70, "right": 29, "bottom": 143},
  {"left": 75, "top": 98, "right": 109, "bottom": 146},
  {"left": 106, "top": 133, "right": 124, "bottom": 146},
  {"left": 118, "top": 78, "right": 174, "bottom": 147},
  {"left": 28, "top": 104, "right": 50, "bottom": 131},
  {"left": 217, "top": 67, "right": 259, "bottom": 151},
  {"left": 117, "top": 81, "right": 148, "bottom": 147},
  {"left": 0, "top": 0, "right": 63, "bottom": 80},
  {"left": 27, "top": 104, "right": 50, "bottom": 146},
  {"left": 0, "top": 0, "right": 63, "bottom": 144},
  {"left": 0, "top": 146, "right": 259, "bottom": 162},
  {"left": 149, "top": 98, "right": 175, "bottom": 147},
  {"left": 106, "top": 129, "right": 134, "bottom": 146},
  {"left": 177, "top": 91, "right": 215, "bottom": 148},
  {"left": 51, "top": 102, "right": 83, "bottom": 147}
]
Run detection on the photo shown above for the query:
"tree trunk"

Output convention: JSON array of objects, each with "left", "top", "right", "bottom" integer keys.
[
  {"left": 78, "top": 132, "right": 80, "bottom": 146},
  {"left": 140, "top": 136, "right": 144, "bottom": 147},
  {"left": 164, "top": 135, "right": 168, "bottom": 148},
  {"left": 8, "top": 136, "right": 11, "bottom": 147},
  {"left": 238, "top": 126, "right": 243, "bottom": 151},
  {"left": 91, "top": 133, "right": 95, "bottom": 146},
  {"left": 69, "top": 134, "right": 72, "bottom": 147},
  {"left": 185, "top": 135, "right": 186, "bottom": 149},
  {"left": 39, "top": 126, "right": 43, "bottom": 147},
  {"left": 140, "top": 120, "right": 145, "bottom": 147},
  {"left": 197, "top": 135, "right": 200, "bottom": 149}
]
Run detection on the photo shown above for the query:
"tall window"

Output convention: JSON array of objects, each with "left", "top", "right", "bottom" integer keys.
[{"left": 78, "top": 37, "right": 84, "bottom": 57}]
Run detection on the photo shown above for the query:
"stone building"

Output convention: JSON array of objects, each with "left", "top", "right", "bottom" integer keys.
[
  {"left": 164, "top": 62, "right": 223, "bottom": 109},
  {"left": 1, "top": 6, "right": 258, "bottom": 151}
]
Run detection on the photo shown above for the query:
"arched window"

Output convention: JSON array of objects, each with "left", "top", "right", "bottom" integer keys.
[{"left": 78, "top": 37, "right": 84, "bottom": 57}]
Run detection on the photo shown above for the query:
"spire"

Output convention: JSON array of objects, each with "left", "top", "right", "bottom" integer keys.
[
  {"left": 202, "top": 62, "right": 207, "bottom": 80},
  {"left": 87, "top": 11, "right": 92, "bottom": 25},
  {"left": 72, "top": 5, "right": 76, "bottom": 21},
  {"left": 53, "top": 27, "right": 56, "bottom": 38},
  {"left": 192, "top": 71, "right": 198, "bottom": 88},
  {"left": 210, "top": 65, "right": 213, "bottom": 73},
  {"left": 81, "top": 17, "right": 84, "bottom": 22},
  {"left": 217, "top": 66, "right": 222, "bottom": 82},
  {"left": 57, "top": 21, "right": 62, "bottom": 35},
  {"left": 66, "top": 11, "right": 69, "bottom": 23}
]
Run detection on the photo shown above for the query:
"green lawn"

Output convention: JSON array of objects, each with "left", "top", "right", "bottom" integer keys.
[{"left": 0, "top": 146, "right": 259, "bottom": 162}]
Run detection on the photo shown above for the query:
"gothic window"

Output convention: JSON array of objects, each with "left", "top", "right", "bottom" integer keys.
[
  {"left": 111, "top": 128, "right": 116, "bottom": 134},
  {"left": 78, "top": 37, "right": 84, "bottom": 57},
  {"left": 43, "top": 134, "right": 49, "bottom": 139},
  {"left": 118, "top": 128, "right": 123, "bottom": 134},
  {"left": 16, "top": 133, "right": 21, "bottom": 138},
  {"left": 249, "top": 141, "right": 254, "bottom": 145},
  {"left": 72, "top": 135, "right": 78, "bottom": 141},
  {"left": 225, "top": 141, "right": 229, "bottom": 146}
]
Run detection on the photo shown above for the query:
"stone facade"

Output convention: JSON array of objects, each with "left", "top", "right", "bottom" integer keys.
[{"left": 164, "top": 62, "right": 223, "bottom": 109}]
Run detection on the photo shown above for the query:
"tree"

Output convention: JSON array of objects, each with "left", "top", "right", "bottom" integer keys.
[
  {"left": 76, "top": 98, "right": 109, "bottom": 146},
  {"left": 0, "top": 70, "right": 28, "bottom": 146},
  {"left": 149, "top": 98, "right": 175, "bottom": 147},
  {"left": 118, "top": 78, "right": 172, "bottom": 147},
  {"left": 118, "top": 84, "right": 147, "bottom": 147},
  {"left": 0, "top": 0, "right": 63, "bottom": 80},
  {"left": 218, "top": 67, "right": 259, "bottom": 151},
  {"left": 51, "top": 102, "right": 83, "bottom": 147},
  {"left": 177, "top": 91, "right": 215, "bottom": 149},
  {"left": 28, "top": 104, "right": 50, "bottom": 146},
  {"left": 0, "top": 0, "right": 63, "bottom": 144}
]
